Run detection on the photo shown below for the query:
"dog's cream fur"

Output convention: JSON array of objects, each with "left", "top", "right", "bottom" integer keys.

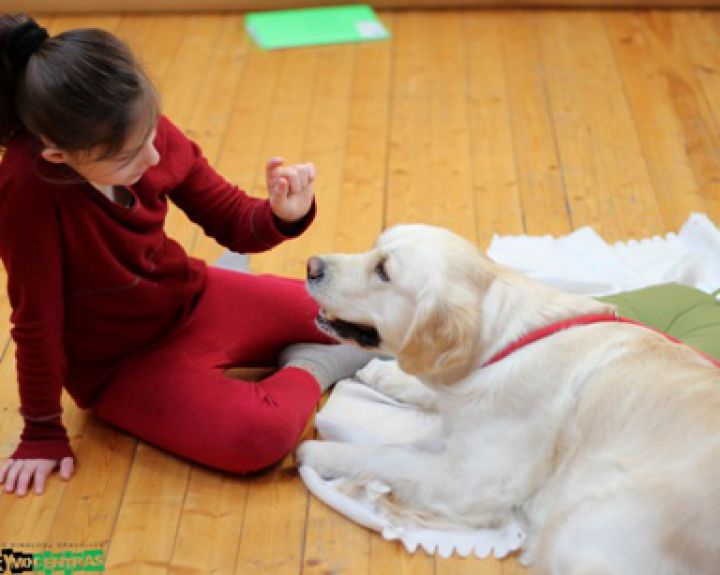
[{"left": 298, "top": 224, "right": 720, "bottom": 575}]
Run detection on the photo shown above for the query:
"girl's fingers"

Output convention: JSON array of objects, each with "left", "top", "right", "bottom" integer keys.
[
  {"left": 34, "top": 473, "right": 46, "bottom": 495},
  {"left": 298, "top": 165, "right": 309, "bottom": 190},
  {"left": 266, "top": 157, "right": 284, "bottom": 170},
  {"left": 0, "top": 459, "right": 71, "bottom": 495},
  {"left": 0, "top": 459, "right": 14, "bottom": 484},
  {"left": 59, "top": 457, "right": 75, "bottom": 480},
  {"left": 266, "top": 157, "right": 285, "bottom": 184},
  {"left": 268, "top": 176, "right": 289, "bottom": 198},
  {"left": 305, "top": 162, "right": 317, "bottom": 183},
  {"left": 16, "top": 465, "right": 34, "bottom": 496},
  {"left": 4, "top": 461, "right": 21, "bottom": 492},
  {"left": 34, "top": 466, "right": 51, "bottom": 494},
  {"left": 269, "top": 160, "right": 315, "bottom": 188},
  {"left": 278, "top": 167, "right": 300, "bottom": 193}
]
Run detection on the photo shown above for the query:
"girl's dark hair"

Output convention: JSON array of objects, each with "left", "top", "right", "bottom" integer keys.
[{"left": 0, "top": 14, "right": 159, "bottom": 158}]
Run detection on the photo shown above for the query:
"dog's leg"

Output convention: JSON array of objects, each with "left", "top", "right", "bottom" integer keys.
[
  {"left": 298, "top": 439, "right": 436, "bottom": 482},
  {"left": 297, "top": 439, "right": 514, "bottom": 527},
  {"left": 532, "top": 497, "right": 677, "bottom": 575},
  {"left": 356, "top": 359, "right": 438, "bottom": 410},
  {"left": 298, "top": 440, "right": 449, "bottom": 510}
]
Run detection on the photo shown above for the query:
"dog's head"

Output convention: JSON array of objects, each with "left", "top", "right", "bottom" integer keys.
[{"left": 306, "top": 224, "right": 493, "bottom": 381}]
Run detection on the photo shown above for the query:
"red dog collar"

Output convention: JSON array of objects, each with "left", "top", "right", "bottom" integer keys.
[{"left": 483, "top": 313, "right": 720, "bottom": 369}]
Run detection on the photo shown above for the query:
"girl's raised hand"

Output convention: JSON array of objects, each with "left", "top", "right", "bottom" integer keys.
[
  {"left": 0, "top": 456, "right": 74, "bottom": 496},
  {"left": 266, "top": 157, "right": 316, "bottom": 223}
]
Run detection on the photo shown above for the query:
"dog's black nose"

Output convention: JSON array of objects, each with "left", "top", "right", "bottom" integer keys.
[{"left": 307, "top": 256, "right": 325, "bottom": 281}]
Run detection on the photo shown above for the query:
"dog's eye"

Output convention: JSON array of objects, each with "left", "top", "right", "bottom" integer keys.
[{"left": 375, "top": 259, "right": 390, "bottom": 282}]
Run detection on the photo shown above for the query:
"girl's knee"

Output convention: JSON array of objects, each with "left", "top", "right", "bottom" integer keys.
[{"left": 219, "top": 412, "right": 301, "bottom": 474}]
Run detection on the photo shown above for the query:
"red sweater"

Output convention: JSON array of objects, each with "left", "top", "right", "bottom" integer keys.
[{"left": 0, "top": 116, "right": 315, "bottom": 462}]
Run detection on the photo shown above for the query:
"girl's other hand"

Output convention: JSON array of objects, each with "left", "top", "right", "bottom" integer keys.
[
  {"left": 0, "top": 456, "right": 74, "bottom": 496},
  {"left": 266, "top": 157, "right": 316, "bottom": 223}
]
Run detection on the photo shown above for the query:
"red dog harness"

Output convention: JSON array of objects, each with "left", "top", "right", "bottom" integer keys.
[{"left": 482, "top": 313, "right": 720, "bottom": 369}]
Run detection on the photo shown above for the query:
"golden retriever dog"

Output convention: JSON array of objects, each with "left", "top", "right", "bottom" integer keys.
[{"left": 297, "top": 224, "right": 720, "bottom": 575}]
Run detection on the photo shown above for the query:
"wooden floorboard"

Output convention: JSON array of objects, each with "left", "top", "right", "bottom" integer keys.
[
  {"left": 1, "top": 8, "right": 719, "bottom": 574},
  {"left": 502, "top": 12, "right": 574, "bottom": 238}
]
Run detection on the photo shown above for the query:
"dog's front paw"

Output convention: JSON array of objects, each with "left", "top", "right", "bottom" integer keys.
[
  {"left": 296, "top": 440, "right": 369, "bottom": 480},
  {"left": 296, "top": 440, "right": 341, "bottom": 479},
  {"left": 356, "top": 358, "right": 436, "bottom": 409},
  {"left": 296, "top": 439, "right": 322, "bottom": 467},
  {"left": 357, "top": 358, "right": 422, "bottom": 394},
  {"left": 356, "top": 358, "right": 403, "bottom": 387}
]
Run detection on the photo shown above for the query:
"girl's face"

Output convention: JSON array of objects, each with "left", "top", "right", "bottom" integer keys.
[{"left": 41, "top": 119, "right": 160, "bottom": 187}]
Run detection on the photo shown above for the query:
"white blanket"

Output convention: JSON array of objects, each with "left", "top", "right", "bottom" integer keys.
[
  {"left": 486, "top": 213, "right": 720, "bottom": 296},
  {"left": 299, "top": 212, "right": 720, "bottom": 558}
]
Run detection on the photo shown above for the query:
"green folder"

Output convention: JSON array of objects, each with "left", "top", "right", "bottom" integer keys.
[{"left": 245, "top": 4, "right": 390, "bottom": 50}]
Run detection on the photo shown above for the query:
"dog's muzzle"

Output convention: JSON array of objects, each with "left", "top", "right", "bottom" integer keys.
[
  {"left": 306, "top": 256, "right": 381, "bottom": 348},
  {"left": 316, "top": 309, "right": 381, "bottom": 349}
]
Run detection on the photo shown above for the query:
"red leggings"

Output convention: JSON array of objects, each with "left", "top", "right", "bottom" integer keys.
[{"left": 90, "top": 267, "right": 333, "bottom": 474}]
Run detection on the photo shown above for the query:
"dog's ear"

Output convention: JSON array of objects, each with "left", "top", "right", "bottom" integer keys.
[{"left": 397, "top": 289, "right": 478, "bottom": 378}]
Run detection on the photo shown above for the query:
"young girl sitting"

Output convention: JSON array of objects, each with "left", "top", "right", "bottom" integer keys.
[{"left": 0, "top": 14, "right": 374, "bottom": 497}]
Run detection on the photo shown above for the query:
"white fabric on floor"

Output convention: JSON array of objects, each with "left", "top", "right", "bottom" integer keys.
[
  {"left": 297, "top": 213, "right": 720, "bottom": 558},
  {"left": 486, "top": 212, "right": 720, "bottom": 296}
]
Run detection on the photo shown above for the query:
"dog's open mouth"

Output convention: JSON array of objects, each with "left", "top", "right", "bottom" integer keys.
[{"left": 317, "top": 308, "right": 381, "bottom": 348}]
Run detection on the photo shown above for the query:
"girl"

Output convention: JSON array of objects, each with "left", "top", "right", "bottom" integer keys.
[{"left": 0, "top": 14, "right": 374, "bottom": 497}]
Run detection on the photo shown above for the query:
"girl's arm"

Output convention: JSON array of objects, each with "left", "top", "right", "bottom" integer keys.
[
  {"left": 0, "top": 168, "right": 75, "bottom": 463},
  {"left": 163, "top": 117, "right": 315, "bottom": 254}
]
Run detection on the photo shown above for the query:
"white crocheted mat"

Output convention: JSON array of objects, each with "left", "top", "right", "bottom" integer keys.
[{"left": 299, "top": 213, "right": 720, "bottom": 558}]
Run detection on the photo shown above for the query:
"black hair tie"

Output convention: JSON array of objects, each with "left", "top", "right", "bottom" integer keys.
[{"left": 6, "top": 20, "right": 49, "bottom": 73}]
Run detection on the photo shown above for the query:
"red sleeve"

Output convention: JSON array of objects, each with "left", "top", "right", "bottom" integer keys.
[
  {"left": 161, "top": 117, "right": 316, "bottom": 253},
  {"left": 0, "top": 161, "right": 75, "bottom": 462}
]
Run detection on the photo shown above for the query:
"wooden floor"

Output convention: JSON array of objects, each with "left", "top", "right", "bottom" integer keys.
[{"left": 1, "top": 9, "right": 719, "bottom": 574}]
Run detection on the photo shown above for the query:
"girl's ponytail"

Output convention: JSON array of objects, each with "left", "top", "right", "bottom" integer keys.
[
  {"left": 0, "top": 13, "right": 159, "bottom": 156},
  {"left": 0, "top": 14, "right": 44, "bottom": 148}
]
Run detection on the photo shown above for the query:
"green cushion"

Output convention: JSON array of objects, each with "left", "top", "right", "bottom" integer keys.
[{"left": 597, "top": 283, "right": 720, "bottom": 362}]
